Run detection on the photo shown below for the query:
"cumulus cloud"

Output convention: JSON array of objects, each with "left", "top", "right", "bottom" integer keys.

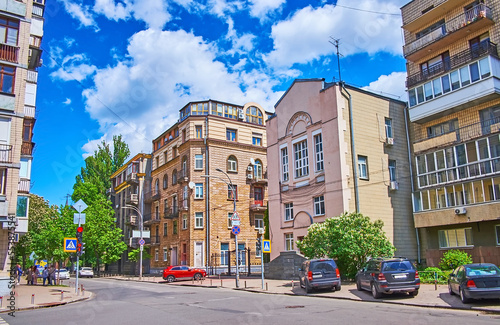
[
  {"left": 248, "top": 0, "right": 285, "bottom": 20},
  {"left": 130, "top": 0, "right": 171, "bottom": 29},
  {"left": 93, "top": 0, "right": 132, "bottom": 21},
  {"left": 363, "top": 71, "right": 407, "bottom": 100},
  {"left": 58, "top": 0, "right": 99, "bottom": 31},
  {"left": 49, "top": 54, "right": 98, "bottom": 82},
  {"left": 264, "top": 0, "right": 403, "bottom": 68}
]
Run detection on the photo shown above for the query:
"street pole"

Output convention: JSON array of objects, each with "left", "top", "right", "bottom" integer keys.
[
  {"left": 122, "top": 205, "right": 143, "bottom": 280},
  {"left": 75, "top": 212, "right": 80, "bottom": 294},
  {"left": 260, "top": 237, "right": 264, "bottom": 289}
]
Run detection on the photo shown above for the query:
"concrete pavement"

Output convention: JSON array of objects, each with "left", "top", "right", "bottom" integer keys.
[{"left": 1, "top": 274, "right": 499, "bottom": 314}]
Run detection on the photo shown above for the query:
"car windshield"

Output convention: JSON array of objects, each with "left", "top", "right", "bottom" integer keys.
[
  {"left": 58, "top": 269, "right": 67, "bottom": 272},
  {"left": 82, "top": 268, "right": 92, "bottom": 271},
  {"left": 382, "top": 261, "right": 413, "bottom": 271},
  {"left": 466, "top": 265, "right": 500, "bottom": 276},
  {"left": 311, "top": 261, "right": 335, "bottom": 273}
]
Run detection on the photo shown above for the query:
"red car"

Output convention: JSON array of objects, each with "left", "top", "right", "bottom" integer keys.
[{"left": 163, "top": 266, "right": 207, "bottom": 282}]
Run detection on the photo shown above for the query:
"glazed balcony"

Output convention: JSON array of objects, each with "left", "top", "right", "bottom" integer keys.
[
  {"left": 402, "top": 0, "right": 467, "bottom": 33},
  {"left": 26, "top": 70, "right": 38, "bottom": 83},
  {"left": 0, "top": 0, "right": 26, "bottom": 17},
  {"left": 0, "top": 144, "right": 12, "bottom": 163},
  {"left": 24, "top": 105, "right": 36, "bottom": 118},
  {"left": 0, "top": 43, "right": 19, "bottom": 63},
  {"left": 21, "top": 141, "right": 35, "bottom": 156},
  {"left": 404, "top": 4, "right": 493, "bottom": 62},
  {"left": 18, "top": 179, "right": 30, "bottom": 193}
]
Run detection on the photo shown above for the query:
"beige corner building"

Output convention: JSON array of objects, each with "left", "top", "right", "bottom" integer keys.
[
  {"left": 266, "top": 79, "right": 417, "bottom": 262},
  {"left": 402, "top": 0, "right": 500, "bottom": 266},
  {"left": 147, "top": 100, "right": 269, "bottom": 274},
  {"left": 0, "top": 0, "right": 44, "bottom": 277}
]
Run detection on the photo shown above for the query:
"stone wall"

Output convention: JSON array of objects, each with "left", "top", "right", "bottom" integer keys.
[{"left": 264, "top": 251, "right": 306, "bottom": 280}]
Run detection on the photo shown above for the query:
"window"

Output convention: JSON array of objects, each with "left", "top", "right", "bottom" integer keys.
[
  {"left": 254, "top": 160, "right": 263, "bottom": 179},
  {"left": 285, "top": 233, "right": 294, "bottom": 251},
  {"left": 314, "top": 133, "right": 324, "bottom": 172},
  {"left": 212, "top": 102, "right": 223, "bottom": 116},
  {"left": 228, "top": 184, "right": 238, "bottom": 200},
  {"left": 195, "top": 183, "right": 203, "bottom": 199},
  {"left": 155, "top": 249, "right": 158, "bottom": 262},
  {"left": 358, "top": 155, "right": 368, "bottom": 180},
  {"left": 0, "top": 18, "right": 19, "bottom": 45},
  {"left": 155, "top": 205, "right": 159, "bottom": 220},
  {"left": 284, "top": 203, "right": 293, "bottom": 221},
  {"left": 252, "top": 135, "right": 262, "bottom": 146},
  {"left": 246, "top": 106, "right": 263, "bottom": 125},
  {"left": 163, "top": 199, "right": 169, "bottom": 213},
  {"left": 224, "top": 105, "right": 238, "bottom": 119},
  {"left": 163, "top": 248, "right": 168, "bottom": 261},
  {"left": 389, "top": 160, "right": 397, "bottom": 182},
  {"left": 220, "top": 243, "right": 229, "bottom": 265},
  {"left": 226, "top": 128, "right": 237, "bottom": 141},
  {"left": 195, "top": 212, "right": 203, "bottom": 228},
  {"left": 314, "top": 196, "right": 325, "bottom": 216},
  {"left": 195, "top": 154, "right": 203, "bottom": 169},
  {"left": 227, "top": 155, "right": 237, "bottom": 172},
  {"left": 227, "top": 212, "right": 233, "bottom": 228},
  {"left": 173, "top": 220, "right": 178, "bottom": 234},
  {"left": 163, "top": 175, "right": 168, "bottom": 189},
  {"left": 164, "top": 151, "right": 168, "bottom": 164},
  {"left": 0, "top": 65, "right": 14, "bottom": 94},
  {"left": 254, "top": 215, "right": 264, "bottom": 230},
  {"left": 385, "top": 118, "right": 393, "bottom": 139},
  {"left": 496, "top": 225, "right": 500, "bottom": 245},
  {"left": 172, "top": 195, "right": 178, "bottom": 213},
  {"left": 281, "top": 147, "right": 289, "bottom": 182},
  {"left": 182, "top": 214, "right": 188, "bottom": 229},
  {"left": 427, "top": 119, "right": 458, "bottom": 138},
  {"left": 438, "top": 228, "right": 473, "bottom": 248},
  {"left": 196, "top": 125, "right": 203, "bottom": 139},
  {"left": 191, "top": 102, "right": 208, "bottom": 115},
  {"left": 155, "top": 179, "right": 159, "bottom": 194},
  {"left": 181, "top": 157, "right": 188, "bottom": 177},
  {"left": 416, "top": 19, "right": 444, "bottom": 40},
  {"left": 294, "top": 140, "right": 309, "bottom": 178},
  {"left": 172, "top": 170, "right": 177, "bottom": 185},
  {"left": 0, "top": 168, "right": 6, "bottom": 195},
  {"left": 163, "top": 223, "right": 168, "bottom": 236}
]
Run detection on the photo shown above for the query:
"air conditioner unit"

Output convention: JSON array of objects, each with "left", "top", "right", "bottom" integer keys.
[
  {"left": 454, "top": 207, "right": 467, "bottom": 215},
  {"left": 238, "top": 109, "right": 245, "bottom": 120},
  {"left": 389, "top": 181, "right": 398, "bottom": 191},
  {"left": 386, "top": 137, "right": 394, "bottom": 146},
  {"left": 247, "top": 174, "right": 253, "bottom": 179},
  {"left": 247, "top": 166, "right": 253, "bottom": 171},
  {"left": 258, "top": 228, "right": 265, "bottom": 234}
]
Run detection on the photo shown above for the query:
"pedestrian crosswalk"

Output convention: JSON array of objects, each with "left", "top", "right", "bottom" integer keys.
[{"left": 0, "top": 316, "right": 9, "bottom": 325}]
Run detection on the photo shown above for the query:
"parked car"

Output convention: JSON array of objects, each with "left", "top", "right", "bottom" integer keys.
[
  {"left": 299, "top": 258, "right": 341, "bottom": 293},
  {"left": 56, "top": 269, "right": 70, "bottom": 280},
  {"left": 448, "top": 263, "right": 500, "bottom": 303},
  {"left": 79, "top": 267, "right": 94, "bottom": 278},
  {"left": 163, "top": 266, "right": 206, "bottom": 282},
  {"left": 355, "top": 257, "right": 420, "bottom": 298}
]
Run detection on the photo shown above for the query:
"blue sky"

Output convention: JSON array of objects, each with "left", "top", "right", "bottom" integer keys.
[{"left": 32, "top": 0, "right": 408, "bottom": 206}]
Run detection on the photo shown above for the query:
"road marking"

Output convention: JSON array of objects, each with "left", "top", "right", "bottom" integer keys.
[{"left": 0, "top": 316, "right": 10, "bottom": 325}]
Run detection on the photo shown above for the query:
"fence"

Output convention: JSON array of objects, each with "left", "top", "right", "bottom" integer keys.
[{"left": 210, "top": 249, "right": 263, "bottom": 276}]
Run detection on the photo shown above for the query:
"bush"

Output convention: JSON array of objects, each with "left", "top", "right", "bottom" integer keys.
[
  {"left": 439, "top": 250, "right": 472, "bottom": 270},
  {"left": 418, "top": 267, "right": 450, "bottom": 284}
]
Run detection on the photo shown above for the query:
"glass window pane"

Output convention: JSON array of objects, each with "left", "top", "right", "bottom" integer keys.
[
  {"left": 416, "top": 86, "right": 425, "bottom": 103},
  {"left": 460, "top": 66, "right": 470, "bottom": 86},
  {"left": 413, "top": 192, "right": 422, "bottom": 212},
  {"left": 422, "top": 191, "right": 430, "bottom": 210},
  {"left": 429, "top": 189, "right": 438, "bottom": 209},
  {"left": 463, "top": 182, "right": 474, "bottom": 204},
  {"left": 433, "top": 78, "right": 442, "bottom": 97},
  {"left": 442, "top": 75, "right": 451, "bottom": 93},
  {"left": 446, "top": 185, "right": 455, "bottom": 206},
  {"left": 465, "top": 228, "right": 473, "bottom": 246},
  {"left": 473, "top": 180, "right": 484, "bottom": 203},
  {"left": 479, "top": 58, "right": 490, "bottom": 78},
  {"left": 450, "top": 70, "right": 460, "bottom": 90},
  {"left": 484, "top": 179, "right": 495, "bottom": 201},
  {"left": 409, "top": 89, "right": 417, "bottom": 106},
  {"left": 470, "top": 62, "right": 480, "bottom": 82},
  {"left": 437, "top": 187, "right": 446, "bottom": 208},
  {"left": 424, "top": 82, "right": 433, "bottom": 100}
]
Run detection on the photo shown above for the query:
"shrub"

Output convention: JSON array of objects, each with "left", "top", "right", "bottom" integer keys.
[
  {"left": 419, "top": 267, "right": 449, "bottom": 284},
  {"left": 439, "top": 249, "right": 472, "bottom": 270}
]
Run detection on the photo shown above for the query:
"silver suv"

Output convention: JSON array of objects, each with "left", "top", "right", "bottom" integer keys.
[{"left": 299, "top": 259, "right": 341, "bottom": 293}]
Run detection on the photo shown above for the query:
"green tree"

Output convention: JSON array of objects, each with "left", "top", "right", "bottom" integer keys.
[
  {"left": 439, "top": 249, "right": 473, "bottom": 270},
  {"left": 128, "top": 247, "right": 152, "bottom": 262},
  {"left": 296, "top": 212, "right": 395, "bottom": 279}
]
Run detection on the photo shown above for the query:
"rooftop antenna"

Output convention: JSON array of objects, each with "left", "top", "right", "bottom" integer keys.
[{"left": 329, "top": 37, "right": 342, "bottom": 83}]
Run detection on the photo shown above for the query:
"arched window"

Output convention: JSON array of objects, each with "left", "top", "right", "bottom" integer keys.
[
  {"left": 254, "top": 160, "right": 263, "bottom": 179},
  {"left": 163, "top": 174, "right": 168, "bottom": 189},
  {"left": 172, "top": 169, "right": 178, "bottom": 185},
  {"left": 155, "top": 179, "right": 159, "bottom": 194},
  {"left": 246, "top": 106, "right": 263, "bottom": 125},
  {"left": 227, "top": 155, "right": 237, "bottom": 172}
]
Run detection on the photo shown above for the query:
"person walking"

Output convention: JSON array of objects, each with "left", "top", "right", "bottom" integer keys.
[
  {"left": 26, "top": 267, "right": 33, "bottom": 285},
  {"left": 15, "top": 263, "right": 23, "bottom": 285},
  {"left": 48, "top": 266, "right": 56, "bottom": 285},
  {"left": 32, "top": 266, "right": 39, "bottom": 285},
  {"left": 42, "top": 266, "right": 48, "bottom": 286}
]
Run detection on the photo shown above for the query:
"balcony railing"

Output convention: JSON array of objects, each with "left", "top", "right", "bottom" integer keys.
[
  {"left": 18, "top": 179, "right": 30, "bottom": 193},
  {"left": 164, "top": 207, "right": 179, "bottom": 219},
  {"left": 0, "top": 144, "right": 12, "bottom": 163},
  {"left": 0, "top": 43, "right": 19, "bottom": 63},
  {"left": 144, "top": 190, "right": 160, "bottom": 203},
  {"left": 404, "top": 4, "right": 493, "bottom": 59},
  {"left": 24, "top": 105, "right": 36, "bottom": 118},
  {"left": 407, "top": 41, "right": 498, "bottom": 88},
  {"left": 32, "top": 4, "right": 43, "bottom": 16},
  {"left": 150, "top": 236, "right": 160, "bottom": 245},
  {"left": 125, "top": 193, "right": 138, "bottom": 205},
  {"left": 126, "top": 172, "right": 138, "bottom": 183},
  {"left": 29, "top": 36, "right": 42, "bottom": 48},
  {"left": 21, "top": 141, "right": 35, "bottom": 156},
  {"left": 26, "top": 70, "right": 38, "bottom": 83}
]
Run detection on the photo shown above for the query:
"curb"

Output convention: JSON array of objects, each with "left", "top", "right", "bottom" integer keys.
[{"left": 0, "top": 292, "right": 93, "bottom": 314}]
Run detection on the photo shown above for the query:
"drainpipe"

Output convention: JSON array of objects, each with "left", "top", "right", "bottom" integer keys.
[
  {"left": 205, "top": 116, "right": 210, "bottom": 274},
  {"left": 340, "top": 82, "right": 360, "bottom": 213},
  {"left": 404, "top": 105, "right": 420, "bottom": 264}
]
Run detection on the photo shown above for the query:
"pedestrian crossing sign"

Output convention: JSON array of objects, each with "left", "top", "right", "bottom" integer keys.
[
  {"left": 262, "top": 239, "right": 271, "bottom": 253},
  {"left": 64, "top": 238, "right": 77, "bottom": 252}
]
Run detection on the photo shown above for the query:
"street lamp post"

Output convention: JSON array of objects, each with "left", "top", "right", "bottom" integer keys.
[
  {"left": 122, "top": 205, "right": 143, "bottom": 280},
  {"left": 202, "top": 168, "right": 239, "bottom": 288}
]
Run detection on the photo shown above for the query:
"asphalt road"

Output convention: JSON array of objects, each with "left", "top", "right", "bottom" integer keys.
[{"left": 6, "top": 278, "right": 500, "bottom": 325}]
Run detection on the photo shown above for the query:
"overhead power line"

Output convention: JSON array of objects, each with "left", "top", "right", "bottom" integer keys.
[{"left": 334, "top": 4, "right": 401, "bottom": 16}]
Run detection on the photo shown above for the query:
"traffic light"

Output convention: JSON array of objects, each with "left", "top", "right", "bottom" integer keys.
[
  {"left": 76, "top": 226, "right": 83, "bottom": 256},
  {"left": 81, "top": 242, "right": 85, "bottom": 255},
  {"left": 256, "top": 238, "right": 262, "bottom": 251}
]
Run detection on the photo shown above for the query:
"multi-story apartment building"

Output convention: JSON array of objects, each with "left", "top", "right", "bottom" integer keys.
[
  {"left": 147, "top": 100, "right": 268, "bottom": 274},
  {"left": 0, "top": 0, "right": 44, "bottom": 276},
  {"left": 110, "top": 153, "right": 151, "bottom": 274},
  {"left": 267, "top": 79, "right": 417, "bottom": 262},
  {"left": 402, "top": 0, "right": 500, "bottom": 265}
]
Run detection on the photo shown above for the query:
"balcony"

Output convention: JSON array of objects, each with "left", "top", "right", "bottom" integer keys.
[
  {"left": 26, "top": 70, "right": 38, "bottom": 83},
  {"left": 249, "top": 200, "right": 267, "bottom": 212},
  {"left": 125, "top": 193, "right": 138, "bottom": 205},
  {"left": 18, "top": 179, "right": 30, "bottom": 193},
  {"left": 408, "top": 55, "right": 500, "bottom": 123},
  {"left": 164, "top": 207, "right": 179, "bottom": 219},
  {"left": 143, "top": 214, "right": 160, "bottom": 226},
  {"left": 178, "top": 170, "right": 189, "bottom": 182},
  {"left": 0, "top": 144, "right": 12, "bottom": 163},
  {"left": 126, "top": 215, "right": 138, "bottom": 226},
  {"left": 0, "top": 43, "right": 19, "bottom": 63},
  {"left": 180, "top": 199, "right": 188, "bottom": 211},
  {"left": 126, "top": 172, "right": 138, "bottom": 183},
  {"left": 404, "top": 4, "right": 494, "bottom": 62},
  {"left": 24, "top": 105, "right": 36, "bottom": 118},
  {"left": 32, "top": 3, "right": 44, "bottom": 17},
  {"left": 144, "top": 190, "right": 160, "bottom": 203},
  {"left": 407, "top": 41, "right": 497, "bottom": 88},
  {"left": 402, "top": 0, "right": 466, "bottom": 33},
  {"left": 0, "top": 0, "right": 26, "bottom": 17},
  {"left": 21, "top": 141, "right": 35, "bottom": 156},
  {"left": 150, "top": 235, "right": 160, "bottom": 246}
]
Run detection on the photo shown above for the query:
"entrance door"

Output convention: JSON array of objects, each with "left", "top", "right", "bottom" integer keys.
[
  {"left": 254, "top": 187, "right": 263, "bottom": 207},
  {"left": 171, "top": 247, "right": 178, "bottom": 266},
  {"left": 194, "top": 242, "right": 203, "bottom": 267}
]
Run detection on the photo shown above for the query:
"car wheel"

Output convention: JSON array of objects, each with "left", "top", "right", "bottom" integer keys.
[
  {"left": 448, "top": 283, "right": 455, "bottom": 296},
  {"left": 194, "top": 273, "right": 202, "bottom": 281},
  {"left": 459, "top": 288, "right": 471, "bottom": 304},
  {"left": 305, "top": 280, "right": 313, "bottom": 293},
  {"left": 167, "top": 275, "right": 175, "bottom": 283},
  {"left": 371, "top": 283, "right": 382, "bottom": 299},
  {"left": 299, "top": 278, "right": 304, "bottom": 288},
  {"left": 335, "top": 284, "right": 341, "bottom": 291},
  {"left": 409, "top": 290, "right": 418, "bottom": 297},
  {"left": 356, "top": 279, "right": 362, "bottom": 291}
]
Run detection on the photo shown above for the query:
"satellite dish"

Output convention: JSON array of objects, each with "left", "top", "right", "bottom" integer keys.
[
  {"left": 250, "top": 158, "right": 255, "bottom": 165},
  {"left": 188, "top": 182, "right": 195, "bottom": 189}
]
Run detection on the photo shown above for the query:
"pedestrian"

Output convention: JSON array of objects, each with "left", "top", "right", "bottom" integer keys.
[
  {"left": 49, "top": 266, "right": 56, "bottom": 285},
  {"left": 26, "top": 267, "right": 33, "bottom": 285},
  {"left": 42, "top": 266, "right": 48, "bottom": 286},
  {"left": 32, "top": 266, "right": 39, "bottom": 285},
  {"left": 15, "top": 263, "right": 23, "bottom": 285}
]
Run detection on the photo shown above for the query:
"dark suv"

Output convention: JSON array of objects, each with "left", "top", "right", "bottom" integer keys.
[
  {"left": 355, "top": 257, "right": 420, "bottom": 298},
  {"left": 299, "top": 259, "right": 341, "bottom": 293}
]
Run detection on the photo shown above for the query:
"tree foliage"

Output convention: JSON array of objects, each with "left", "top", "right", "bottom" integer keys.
[
  {"left": 296, "top": 212, "right": 395, "bottom": 279},
  {"left": 439, "top": 249, "right": 473, "bottom": 270}
]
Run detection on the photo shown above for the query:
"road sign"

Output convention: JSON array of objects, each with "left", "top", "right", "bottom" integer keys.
[
  {"left": 133, "top": 230, "right": 150, "bottom": 238},
  {"left": 231, "top": 220, "right": 240, "bottom": 226},
  {"left": 138, "top": 238, "right": 145, "bottom": 246},
  {"left": 231, "top": 225, "right": 240, "bottom": 235},
  {"left": 231, "top": 212, "right": 240, "bottom": 221},
  {"left": 262, "top": 239, "right": 271, "bottom": 253},
  {"left": 64, "top": 238, "right": 77, "bottom": 252},
  {"left": 73, "top": 199, "right": 88, "bottom": 213},
  {"left": 73, "top": 213, "right": 86, "bottom": 225}
]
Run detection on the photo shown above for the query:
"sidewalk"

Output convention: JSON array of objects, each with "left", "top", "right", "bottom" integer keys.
[{"left": 0, "top": 280, "right": 91, "bottom": 313}]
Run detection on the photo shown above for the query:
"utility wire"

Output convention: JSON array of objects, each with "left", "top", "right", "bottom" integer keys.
[{"left": 334, "top": 4, "right": 401, "bottom": 16}]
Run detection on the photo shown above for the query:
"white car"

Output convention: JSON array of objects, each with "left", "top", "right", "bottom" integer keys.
[
  {"left": 79, "top": 267, "right": 94, "bottom": 278},
  {"left": 56, "top": 269, "right": 70, "bottom": 280}
]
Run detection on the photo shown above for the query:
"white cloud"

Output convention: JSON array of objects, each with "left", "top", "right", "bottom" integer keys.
[
  {"left": 207, "top": 0, "right": 245, "bottom": 17},
  {"left": 63, "top": 98, "right": 72, "bottom": 105},
  {"left": 49, "top": 54, "right": 97, "bottom": 82},
  {"left": 93, "top": 0, "right": 132, "bottom": 21},
  {"left": 248, "top": 0, "right": 285, "bottom": 19},
  {"left": 363, "top": 71, "right": 407, "bottom": 100},
  {"left": 264, "top": 0, "right": 403, "bottom": 68},
  {"left": 224, "top": 17, "right": 255, "bottom": 56},
  {"left": 58, "top": 0, "right": 99, "bottom": 31},
  {"left": 130, "top": 0, "right": 171, "bottom": 29}
]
